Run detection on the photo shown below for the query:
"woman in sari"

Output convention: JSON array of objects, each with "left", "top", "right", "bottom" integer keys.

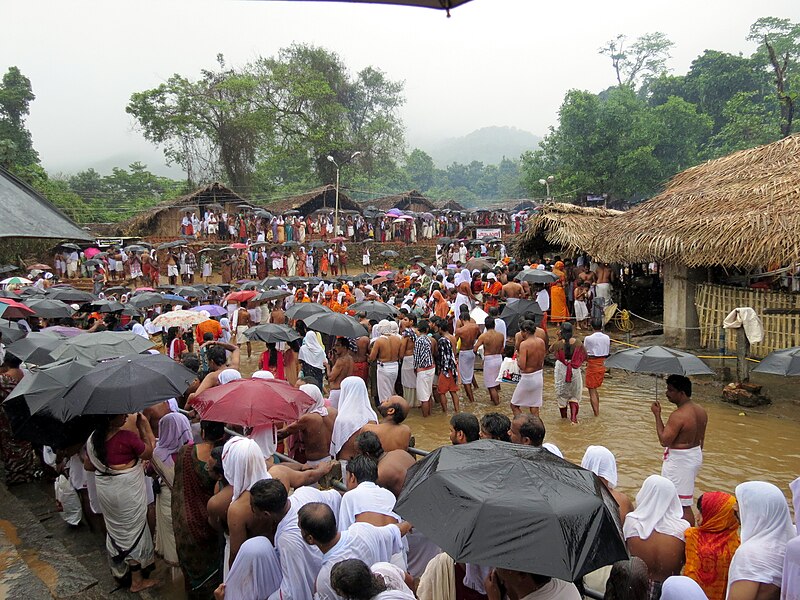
[
  {"left": 150, "top": 413, "right": 193, "bottom": 566},
  {"left": 173, "top": 420, "right": 227, "bottom": 599},
  {"left": 297, "top": 247, "right": 307, "bottom": 277},
  {"left": 550, "top": 322, "right": 587, "bottom": 424},
  {"left": 683, "top": 491, "right": 740, "bottom": 600},
  {"left": 85, "top": 413, "right": 159, "bottom": 592},
  {"left": 549, "top": 260, "right": 569, "bottom": 323}
]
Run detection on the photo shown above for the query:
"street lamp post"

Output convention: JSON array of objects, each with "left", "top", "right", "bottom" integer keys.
[
  {"left": 327, "top": 151, "right": 361, "bottom": 237},
  {"left": 538, "top": 175, "right": 555, "bottom": 200}
]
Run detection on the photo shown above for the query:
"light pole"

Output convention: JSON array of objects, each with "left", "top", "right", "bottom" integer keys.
[
  {"left": 538, "top": 175, "right": 555, "bottom": 201},
  {"left": 327, "top": 151, "right": 361, "bottom": 237}
]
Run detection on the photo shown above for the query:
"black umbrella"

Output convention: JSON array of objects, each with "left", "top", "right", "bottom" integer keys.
[
  {"left": 303, "top": 312, "right": 368, "bottom": 338},
  {"left": 239, "top": 280, "right": 263, "bottom": 291},
  {"left": 22, "top": 298, "right": 76, "bottom": 319},
  {"left": 348, "top": 300, "right": 399, "bottom": 320},
  {"left": 285, "top": 302, "right": 332, "bottom": 321},
  {"left": 255, "top": 289, "right": 292, "bottom": 302},
  {"left": 56, "top": 354, "right": 198, "bottom": 419},
  {"left": 499, "top": 299, "right": 543, "bottom": 338},
  {"left": 381, "top": 250, "right": 399, "bottom": 258},
  {"left": 243, "top": 324, "right": 302, "bottom": 344},
  {"left": 394, "top": 440, "right": 627, "bottom": 580},
  {"left": 128, "top": 292, "right": 165, "bottom": 308},
  {"left": 60, "top": 243, "right": 81, "bottom": 251},
  {"left": 103, "top": 286, "right": 131, "bottom": 296},
  {"left": 173, "top": 286, "right": 207, "bottom": 298},
  {"left": 46, "top": 287, "right": 96, "bottom": 303},
  {"left": 351, "top": 273, "right": 375, "bottom": 283},
  {"left": 752, "top": 346, "right": 800, "bottom": 376},
  {"left": 282, "top": 241, "right": 300, "bottom": 248},
  {"left": 605, "top": 346, "right": 713, "bottom": 376},
  {"left": 5, "top": 332, "right": 67, "bottom": 365},
  {"left": 51, "top": 331, "right": 155, "bottom": 362},
  {"left": 262, "top": 277, "right": 289, "bottom": 288},
  {"left": 87, "top": 299, "right": 125, "bottom": 313},
  {"left": 120, "top": 304, "right": 142, "bottom": 317},
  {"left": 310, "top": 241, "right": 329, "bottom": 249},
  {"left": 0, "top": 264, "right": 18, "bottom": 274},
  {"left": 0, "top": 321, "right": 27, "bottom": 343},
  {"left": 284, "top": 209, "right": 300, "bottom": 216},
  {"left": 516, "top": 269, "right": 559, "bottom": 284}
]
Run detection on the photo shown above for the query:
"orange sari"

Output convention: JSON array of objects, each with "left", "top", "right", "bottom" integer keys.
[
  {"left": 684, "top": 492, "right": 740, "bottom": 600},
  {"left": 549, "top": 267, "right": 568, "bottom": 323}
]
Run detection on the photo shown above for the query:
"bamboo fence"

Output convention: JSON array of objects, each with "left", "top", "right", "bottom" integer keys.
[{"left": 695, "top": 283, "right": 800, "bottom": 357}]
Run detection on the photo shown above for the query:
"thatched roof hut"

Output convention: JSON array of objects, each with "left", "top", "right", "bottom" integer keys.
[
  {"left": 368, "top": 190, "right": 436, "bottom": 213},
  {"left": 515, "top": 202, "right": 623, "bottom": 258},
  {"left": 119, "top": 182, "right": 247, "bottom": 237},
  {"left": 436, "top": 199, "right": 466, "bottom": 211},
  {"left": 264, "top": 185, "right": 362, "bottom": 216},
  {"left": 593, "top": 134, "right": 800, "bottom": 268}
]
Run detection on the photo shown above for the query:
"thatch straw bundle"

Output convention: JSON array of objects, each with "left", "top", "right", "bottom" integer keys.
[
  {"left": 593, "top": 134, "right": 800, "bottom": 268},
  {"left": 514, "top": 202, "right": 623, "bottom": 258}
]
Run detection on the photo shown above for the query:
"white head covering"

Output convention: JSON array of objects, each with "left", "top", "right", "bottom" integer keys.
[
  {"left": 252, "top": 370, "right": 275, "bottom": 380},
  {"left": 298, "top": 331, "right": 326, "bottom": 369},
  {"left": 791, "top": 476, "right": 800, "bottom": 535},
  {"left": 218, "top": 368, "right": 242, "bottom": 385},
  {"left": 580, "top": 445, "right": 618, "bottom": 489},
  {"left": 370, "top": 562, "right": 415, "bottom": 597},
  {"left": 224, "top": 536, "right": 282, "bottom": 599},
  {"left": 221, "top": 437, "right": 270, "bottom": 501},
  {"left": 728, "top": 481, "right": 795, "bottom": 591},
  {"left": 300, "top": 383, "right": 327, "bottom": 417},
  {"left": 542, "top": 443, "right": 563, "bottom": 458},
  {"left": 458, "top": 269, "right": 470, "bottom": 285},
  {"left": 622, "top": 475, "right": 690, "bottom": 541},
  {"left": 660, "top": 576, "right": 708, "bottom": 600},
  {"left": 329, "top": 376, "right": 378, "bottom": 457}
]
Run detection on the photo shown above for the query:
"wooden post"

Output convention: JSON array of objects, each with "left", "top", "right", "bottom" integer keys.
[{"left": 736, "top": 327, "right": 750, "bottom": 383}]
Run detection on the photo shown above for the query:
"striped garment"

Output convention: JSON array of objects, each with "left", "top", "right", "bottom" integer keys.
[
  {"left": 435, "top": 335, "right": 458, "bottom": 375},
  {"left": 413, "top": 334, "right": 434, "bottom": 370}
]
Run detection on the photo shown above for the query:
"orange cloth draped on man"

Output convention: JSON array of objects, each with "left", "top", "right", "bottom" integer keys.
[
  {"left": 549, "top": 261, "right": 569, "bottom": 323},
  {"left": 483, "top": 276, "right": 503, "bottom": 310},
  {"left": 683, "top": 491, "right": 740, "bottom": 600}
]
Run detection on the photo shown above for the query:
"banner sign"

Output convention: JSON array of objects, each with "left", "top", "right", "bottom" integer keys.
[{"left": 476, "top": 228, "right": 502, "bottom": 240}]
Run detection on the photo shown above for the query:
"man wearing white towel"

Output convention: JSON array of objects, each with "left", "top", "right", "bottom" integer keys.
[{"left": 474, "top": 316, "right": 505, "bottom": 406}]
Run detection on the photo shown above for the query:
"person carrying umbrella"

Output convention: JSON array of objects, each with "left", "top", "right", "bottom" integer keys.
[{"left": 652, "top": 374, "right": 708, "bottom": 526}]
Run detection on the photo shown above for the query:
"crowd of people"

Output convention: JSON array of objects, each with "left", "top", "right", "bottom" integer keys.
[{"left": 1, "top": 246, "right": 797, "bottom": 600}]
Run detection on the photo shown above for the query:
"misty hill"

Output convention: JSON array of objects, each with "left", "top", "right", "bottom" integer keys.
[{"left": 426, "top": 126, "right": 541, "bottom": 167}]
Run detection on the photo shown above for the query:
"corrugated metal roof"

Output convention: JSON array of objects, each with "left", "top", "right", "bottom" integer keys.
[{"left": 0, "top": 167, "right": 93, "bottom": 241}]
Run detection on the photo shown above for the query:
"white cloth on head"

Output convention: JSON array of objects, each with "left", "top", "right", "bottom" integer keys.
[
  {"left": 330, "top": 376, "right": 378, "bottom": 457},
  {"left": 660, "top": 576, "right": 708, "bottom": 600},
  {"left": 218, "top": 368, "right": 242, "bottom": 385},
  {"left": 299, "top": 331, "right": 326, "bottom": 369},
  {"left": 252, "top": 370, "right": 274, "bottom": 380},
  {"left": 727, "top": 481, "right": 795, "bottom": 593},
  {"left": 338, "top": 481, "right": 399, "bottom": 532},
  {"left": 223, "top": 536, "right": 282, "bottom": 597},
  {"left": 300, "top": 383, "right": 328, "bottom": 416},
  {"left": 131, "top": 322, "right": 149, "bottom": 339},
  {"left": 493, "top": 316, "right": 507, "bottom": 341},
  {"left": 542, "top": 443, "right": 563, "bottom": 458},
  {"left": 221, "top": 437, "right": 270, "bottom": 501},
  {"left": 371, "top": 562, "right": 415, "bottom": 597},
  {"left": 623, "top": 474, "right": 690, "bottom": 541},
  {"left": 581, "top": 445, "right": 618, "bottom": 488},
  {"left": 250, "top": 425, "right": 277, "bottom": 459}
]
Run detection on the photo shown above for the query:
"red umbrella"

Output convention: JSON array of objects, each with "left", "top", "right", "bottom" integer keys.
[
  {"left": 189, "top": 379, "right": 314, "bottom": 427},
  {"left": 226, "top": 290, "right": 258, "bottom": 303},
  {"left": 0, "top": 298, "right": 36, "bottom": 319}
]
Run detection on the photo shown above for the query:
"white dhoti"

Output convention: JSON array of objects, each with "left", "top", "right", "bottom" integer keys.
[
  {"left": 574, "top": 299, "right": 589, "bottom": 320},
  {"left": 167, "top": 264, "right": 179, "bottom": 277},
  {"left": 595, "top": 282, "right": 612, "bottom": 301},
  {"left": 483, "top": 354, "right": 502, "bottom": 389},
  {"left": 377, "top": 361, "right": 399, "bottom": 403},
  {"left": 235, "top": 325, "right": 249, "bottom": 343},
  {"left": 415, "top": 367, "right": 436, "bottom": 404},
  {"left": 458, "top": 350, "right": 475, "bottom": 384},
  {"left": 66, "top": 260, "right": 77, "bottom": 277},
  {"left": 511, "top": 370, "right": 544, "bottom": 407},
  {"left": 328, "top": 389, "right": 341, "bottom": 409},
  {"left": 554, "top": 361, "right": 583, "bottom": 408},
  {"left": 661, "top": 445, "right": 703, "bottom": 507},
  {"left": 401, "top": 356, "right": 418, "bottom": 407}
]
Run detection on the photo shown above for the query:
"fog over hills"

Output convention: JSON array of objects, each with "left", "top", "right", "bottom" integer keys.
[{"left": 424, "top": 126, "right": 542, "bottom": 167}]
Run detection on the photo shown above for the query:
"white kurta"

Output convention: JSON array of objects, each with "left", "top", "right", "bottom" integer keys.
[{"left": 338, "top": 481, "right": 399, "bottom": 531}]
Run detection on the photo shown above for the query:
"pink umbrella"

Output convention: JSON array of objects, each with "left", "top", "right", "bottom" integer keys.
[
  {"left": 377, "top": 270, "right": 394, "bottom": 277},
  {"left": 386, "top": 208, "right": 402, "bottom": 216},
  {"left": 83, "top": 247, "right": 101, "bottom": 259}
]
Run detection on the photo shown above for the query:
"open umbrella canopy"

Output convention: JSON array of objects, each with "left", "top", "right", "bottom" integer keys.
[
  {"left": 22, "top": 298, "right": 76, "bottom": 319},
  {"left": 51, "top": 331, "right": 155, "bottom": 362},
  {"left": 57, "top": 354, "right": 198, "bottom": 419},
  {"left": 46, "top": 287, "right": 96, "bottom": 303},
  {"left": 255, "top": 289, "right": 292, "bottom": 302},
  {"left": 303, "top": 312, "right": 368, "bottom": 338},
  {"left": 285, "top": 302, "right": 332, "bottom": 321},
  {"left": 173, "top": 285, "right": 207, "bottom": 298},
  {"left": 103, "top": 286, "right": 131, "bottom": 296},
  {"left": 5, "top": 332, "right": 67, "bottom": 365},
  {"left": 86, "top": 299, "right": 125, "bottom": 313},
  {"left": 190, "top": 378, "right": 313, "bottom": 427},
  {"left": 161, "top": 293, "right": 191, "bottom": 306},
  {"left": 0, "top": 298, "right": 36, "bottom": 320},
  {"left": 0, "top": 322, "right": 27, "bottom": 343},
  {"left": 261, "top": 276, "right": 289, "bottom": 288},
  {"left": 243, "top": 323, "right": 302, "bottom": 344},
  {"left": 239, "top": 280, "right": 263, "bottom": 291},
  {"left": 752, "top": 346, "right": 800, "bottom": 376},
  {"left": 395, "top": 440, "right": 627, "bottom": 580},
  {"left": 128, "top": 292, "right": 166, "bottom": 308},
  {"left": 348, "top": 300, "right": 399, "bottom": 320},
  {"left": 40, "top": 325, "right": 84, "bottom": 338},
  {"left": 310, "top": 240, "right": 329, "bottom": 249},
  {"left": 499, "top": 299, "right": 543, "bottom": 338},
  {"left": 464, "top": 257, "right": 495, "bottom": 271},
  {"left": 190, "top": 304, "right": 226, "bottom": 317},
  {"left": 226, "top": 290, "right": 258, "bottom": 304},
  {"left": 380, "top": 250, "right": 399, "bottom": 258},
  {"left": 152, "top": 308, "right": 210, "bottom": 329},
  {"left": 1, "top": 277, "right": 33, "bottom": 287},
  {"left": 605, "top": 345, "right": 714, "bottom": 376},
  {"left": 516, "top": 269, "right": 559, "bottom": 284}
]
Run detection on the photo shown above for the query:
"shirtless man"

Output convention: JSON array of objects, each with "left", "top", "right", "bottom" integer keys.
[
  {"left": 369, "top": 321, "right": 403, "bottom": 403},
  {"left": 326, "top": 337, "right": 353, "bottom": 407},
  {"left": 474, "top": 316, "right": 505, "bottom": 406},
  {"left": 502, "top": 278, "right": 524, "bottom": 300},
  {"left": 362, "top": 396, "right": 411, "bottom": 452},
  {"left": 455, "top": 311, "right": 480, "bottom": 404},
  {"left": 510, "top": 321, "right": 546, "bottom": 417},
  {"left": 513, "top": 311, "right": 548, "bottom": 351},
  {"left": 594, "top": 262, "right": 613, "bottom": 304},
  {"left": 352, "top": 333, "right": 370, "bottom": 387},
  {"left": 187, "top": 342, "right": 240, "bottom": 403},
  {"left": 277, "top": 400, "right": 338, "bottom": 465},
  {"left": 399, "top": 313, "right": 418, "bottom": 406},
  {"left": 269, "top": 302, "right": 286, "bottom": 325},
  {"left": 652, "top": 374, "right": 707, "bottom": 525},
  {"left": 355, "top": 431, "right": 416, "bottom": 498},
  {"left": 166, "top": 249, "right": 179, "bottom": 286},
  {"left": 234, "top": 303, "right": 252, "bottom": 358}
]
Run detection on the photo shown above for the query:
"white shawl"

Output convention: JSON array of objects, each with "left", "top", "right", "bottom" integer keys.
[
  {"left": 300, "top": 383, "right": 328, "bottom": 417},
  {"left": 298, "top": 331, "right": 326, "bottom": 369},
  {"left": 221, "top": 437, "right": 270, "bottom": 501},
  {"left": 330, "top": 376, "right": 378, "bottom": 457},
  {"left": 581, "top": 445, "right": 618, "bottom": 488},
  {"left": 623, "top": 475, "right": 689, "bottom": 541},
  {"left": 224, "top": 536, "right": 282, "bottom": 598}
]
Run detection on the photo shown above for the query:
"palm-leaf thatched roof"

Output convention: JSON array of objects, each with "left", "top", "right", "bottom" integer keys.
[
  {"left": 593, "top": 134, "right": 800, "bottom": 268},
  {"left": 119, "top": 182, "right": 246, "bottom": 236},
  {"left": 436, "top": 199, "right": 466, "bottom": 211},
  {"left": 367, "top": 190, "right": 436, "bottom": 212},
  {"left": 263, "top": 185, "right": 361, "bottom": 216},
  {"left": 515, "top": 202, "right": 623, "bottom": 258}
]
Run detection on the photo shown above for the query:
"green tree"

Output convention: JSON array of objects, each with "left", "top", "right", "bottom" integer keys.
[
  {"left": 404, "top": 148, "right": 436, "bottom": 191},
  {"left": 599, "top": 32, "right": 674, "bottom": 89},
  {"left": 0, "top": 66, "right": 38, "bottom": 169},
  {"left": 710, "top": 91, "right": 782, "bottom": 153}
]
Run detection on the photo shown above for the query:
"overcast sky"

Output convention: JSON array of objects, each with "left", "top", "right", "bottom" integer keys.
[{"left": 3, "top": 0, "right": 795, "bottom": 176}]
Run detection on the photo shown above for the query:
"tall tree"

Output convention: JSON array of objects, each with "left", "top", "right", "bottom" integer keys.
[
  {"left": 599, "top": 32, "right": 674, "bottom": 89},
  {"left": 0, "top": 66, "right": 38, "bottom": 169}
]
